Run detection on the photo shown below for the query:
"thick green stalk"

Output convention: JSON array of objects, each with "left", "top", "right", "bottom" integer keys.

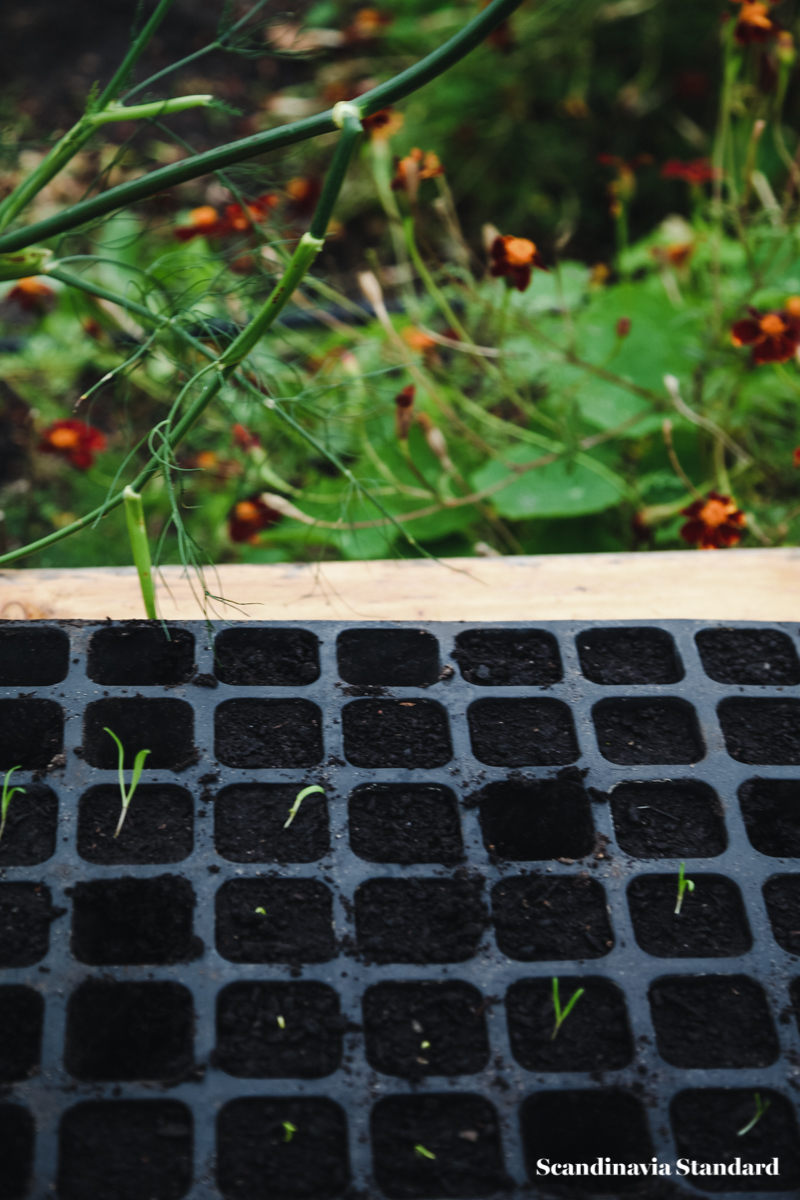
[{"left": 123, "top": 487, "right": 157, "bottom": 618}]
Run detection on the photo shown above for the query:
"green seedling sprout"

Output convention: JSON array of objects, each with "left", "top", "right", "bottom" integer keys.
[
  {"left": 674, "top": 861, "right": 695, "bottom": 915},
  {"left": 277, "top": 1015, "right": 286, "bottom": 1029},
  {"left": 551, "top": 977, "right": 585, "bottom": 1040},
  {"left": 414, "top": 1145, "right": 436, "bottom": 1160},
  {"left": 737, "top": 1093, "right": 770, "bottom": 1137},
  {"left": 282, "top": 1121, "right": 297, "bottom": 1143},
  {"left": 420, "top": 1040, "right": 431, "bottom": 1050},
  {"left": 255, "top": 907, "right": 266, "bottom": 915},
  {"left": 0, "top": 766, "right": 25, "bottom": 845},
  {"left": 103, "top": 727, "right": 151, "bottom": 837},
  {"left": 284, "top": 785, "right": 324, "bottom": 829}
]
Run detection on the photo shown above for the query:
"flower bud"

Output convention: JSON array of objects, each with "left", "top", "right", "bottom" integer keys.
[
  {"left": 395, "top": 384, "right": 415, "bottom": 440},
  {"left": 616, "top": 317, "right": 632, "bottom": 338}
]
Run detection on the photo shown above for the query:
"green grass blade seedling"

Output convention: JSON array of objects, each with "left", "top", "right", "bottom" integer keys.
[
  {"left": 0, "top": 766, "right": 26, "bottom": 845},
  {"left": 284, "top": 785, "right": 324, "bottom": 829},
  {"left": 737, "top": 1093, "right": 771, "bottom": 1137},
  {"left": 414, "top": 1145, "right": 436, "bottom": 1160},
  {"left": 551, "top": 976, "right": 585, "bottom": 1040},
  {"left": 674, "top": 861, "right": 695, "bottom": 915},
  {"left": 283, "top": 1121, "right": 297, "bottom": 1142},
  {"left": 104, "top": 727, "right": 151, "bottom": 837}
]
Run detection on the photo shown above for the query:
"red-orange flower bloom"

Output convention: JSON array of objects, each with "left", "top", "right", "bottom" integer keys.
[
  {"left": 174, "top": 194, "right": 278, "bottom": 241},
  {"left": 680, "top": 492, "right": 747, "bottom": 549},
  {"left": 616, "top": 317, "right": 632, "bottom": 338},
  {"left": 362, "top": 107, "right": 404, "bottom": 140},
  {"left": 661, "top": 158, "right": 717, "bottom": 186},
  {"left": 38, "top": 419, "right": 106, "bottom": 470},
  {"left": 390, "top": 149, "right": 444, "bottom": 200},
  {"left": 228, "top": 494, "right": 282, "bottom": 544},
  {"left": 343, "top": 7, "right": 392, "bottom": 42},
  {"left": 231, "top": 423, "right": 261, "bottom": 452},
  {"left": 489, "top": 235, "right": 547, "bottom": 292},
  {"left": 7, "top": 277, "right": 55, "bottom": 313},
  {"left": 285, "top": 177, "right": 322, "bottom": 218},
  {"left": 731, "top": 305, "right": 800, "bottom": 364},
  {"left": 732, "top": 1, "right": 778, "bottom": 45},
  {"left": 793, "top": 446, "right": 800, "bottom": 468}
]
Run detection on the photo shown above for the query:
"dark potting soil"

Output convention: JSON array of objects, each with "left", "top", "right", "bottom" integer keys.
[
  {"left": 348, "top": 784, "right": 463, "bottom": 864},
  {"left": 337, "top": 627, "right": 440, "bottom": 686},
  {"left": 466, "top": 699, "right": 578, "bottom": 767},
  {"left": 670, "top": 1088, "right": 800, "bottom": 1193},
  {"left": 492, "top": 875, "right": 614, "bottom": 961},
  {"left": 762, "top": 874, "right": 800, "bottom": 952},
  {"left": 0, "top": 783, "right": 57, "bottom": 865},
  {"left": 214, "top": 981, "right": 346, "bottom": 1078},
  {"left": 718, "top": 699, "right": 800, "bottom": 765},
  {"left": 505, "top": 977, "right": 633, "bottom": 1073},
  {"left": 214, "top": 627, "right": 320, "bottom": 686},
  {"left": 0, "top": 625, "right": 69, "bottom": 686},
  {"left": 576, "top": 626, "right": 683, "bottom": 685},
  {"left": 87, "top": 624, "right": 195, "bottom": 686},
  {"left": 610, "top": 780, "right": 726, "bottom": 858},
  {"left": 354, "top": 877, "right": 487, "bottom": 964},
  {"left": 0, "top": 698, "right": 63, "bottom": 771},
  {"left": 362, "top": 981, "right": 490, "bottom": 1079},
  {"left": 0, "top": 882, "right": 63, "bottom": 966},
  {"left": 473, "top": 776, "right": 594, "bottom": 861},
  {"left": 0, "top": 986, "right": 43, "bottom": 1082},
  {"left": 83, "top": 697, "right": 196, "bottom": 771},
  {"left": 648, "top": 975, "right": 779, "bottom": 1068},
  {"left": 64, "top": 979, "right": 194, "bottom": 1082},
  {"left": 370, "top": 1093, "right": 510, "bottom": 1199},
  {"left": 520, "top": 1089, "right": 654, "bottom": 1195},
  {"left": 696, "top": 627, "right": 800, "bottom": 686},
  {"left": 452, "top": 628, "right": 562, "bottom": 686},
  {"left": 627, "top": 874, "right": 751, "bottom": 958},
  {"left": 0, "top": 1104, "right": 34, "bottom": 1200},
  {"left": 70, "top": 874, "right": 200, "bottom": 965},
  {"left": 342, "top": 699, "right": 451, "bottom": 768},
  {"left": 76, "top": 784, "right": 193, "bottom": 863},
  {"left": 215, "top": 878, "right": 335, "bottom": 964},
  {"left": 739, "top": 777, "right": 800, "bottom": 856},
  {"left": 214, "top": 783, "right": 329, "bottom": 863},
  {"left": 216, "top": 1096, "right": 350, "bottom": 1200},
  {"left": 56, "top": 1099, "right": 192, "bottom": 1200},
  {"left": 592, "top": 698, "right": 704, "bottom": 765},
  {"left": 214, "top": 699, "right": 323, "bottom": 768}
]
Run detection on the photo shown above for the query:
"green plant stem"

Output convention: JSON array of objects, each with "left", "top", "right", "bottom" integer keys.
[
  {"left": 402, "top": 216, "right": 469, "bottom": 341},
  {"left": 123, "top": 487, "right": 157, "bottom": 618},
  {"left": 284, "top": 785, "right": 325, "bottom": 829}
]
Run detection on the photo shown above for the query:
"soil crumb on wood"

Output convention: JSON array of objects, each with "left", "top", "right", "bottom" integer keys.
[
  {"left": 467, "top": 699, "right": 579, "bottom": 767},
  {"left": 215, "top": 878, "right": 336, "bottom": 964},
  {"left": 506, "top": 977, "right": 632, "bottom": 1072},
  {"left": 0, "top": 698, "right": 63, "bottom": 771},
  {"left": 77, "top": 784, "right": 193, "bottom": 864},
  {"left": 610, "top": 779, "right": 726, "bottom": 858},
  {"left": 593, "top": 698, "right": 703, "bottom": 765},
  {"left": 349, "top": 784, "right": 463, "bottom": 864},
  {"left": 342, "top": 699, "right": 452, "bottom": 769},
  {"left": 0, "top": 1103, "right": 34, "bottom": 1200},
  {"left": 762, "top": 874, "right": 800, "bottom": 952},
  {"left": 739, "top": 778, "right": 800, "bottom": 856},
  {"left": 648, "top": 975, "right": 778, "bottom": 1068},
  {"left": 70, "top": 875, "right": 200, "bottom": 965},
  {"left": 355, "top": 877, "right": 487, "bottom": 964},
  {"left": 337, "top": 627, "right": 440, "bottom": 686},
  {"left": 696, "top": 627, "right": 800, "bottom": 686},
  {"left": 719, "top": 699, "right": 800, "bottom": 765},
  {"left": 214, "top": 699, "right": 323, "bottom": 768},
  {"left": 215, "top": 981, "right": 345, "bottom": 1078},
  {"left": 474, "top": 776, "right": 594, "bottom": 861},
  {"left": 453, "top": 628, "right": 562, "bottom": 686},
  {"left": 214, "top": 783, "right": 329, "bottom": 863},
  {"left": 214, "top": 627, "right": 320, "bottom": 686},
  {"left": 0, "top": 985, "right": 43, "bottom": 1082},
  {"left": 363, "top": 981, "right": 490, "bottom": 1079},
  {"left": 64, "top": 980, "right": 194, "bottom": 1082},
  {"left": 577, "top": 626, "right": 683, "bottom": 685},
  {"left": 627, "top": 873, "right": 751, "bottom": 957},
  {"left": 83, "top": 697, "right": 196, "bottom": 771},
  {"left": 0, "top": 783, "right": 58, "bottom": 866},
  {"left": 87, "top": 625, "right": 195, "bottom": 686},
  {"left": 0, "top": 881, "right": 63, "bottom": 966},
  {"left": 0, "top": 626, "right": 69, "bottom": 686},
  {"left": 492, "top": 874, "right": 614, "bottom": 961}
]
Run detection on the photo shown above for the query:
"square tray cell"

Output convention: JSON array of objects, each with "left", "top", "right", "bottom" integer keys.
[
  {"left": 0, "top": 698, "right": 63, "bottom": 771},
  {"left": 719, "top": 699, "right": 800, "bottom": 765},
  {"left": 670, "top": 1088, "right": 800, "bottom": 1193},
  {"left": 505, "top": 977, "right": 633, "bottom": 1073},
  {"left": 370, "top": 1093, "right": 509, "bottom": 1199},
  {"left": 83, "top": 697, "right": 195, "bottom": 771},
  {"left": 576, "top": 626, "right": 683, "bottom": 685},
  {"left": 520, "top": 1089, "right": 654, "bottom": 1194},
  {"left": 77, "top": 784, "right": 193, "bottom": 864},
  {"left": 87, "top": 625, "right": 195, "bottom": 685},
  {"left": 355, "top": 878, "right": 487, "bottom": 964},
  {"left": 57, "top": 1099, "right": 192, "bottom": 1200},
  {"left": 492, "top": 875, "right": 614, "bottom": 961},
  {"left": 0, "top": 1104, "right": 34, "bottom": 1200},
  {"left": 0, "top": 783, "right": 58, "bottom": 866},
  {"left": 739, "top": 778, "right": 800, "bottom": 857},
  {"left": 214, "top": 699, "right": 323, "bottom": 768},
  {"left": 337, "top": 627, "right": 440, "bottom": 686},
  {"left": 0, "top": 625, "right": 69, "bottom": 686},
  {"left": 216, "top": 1096, "right": 350, "bottom": 1200},
  {"left": 467, "top": 699, "right": 578, "bottom": 767},
  {"left": 762, "top": 875, "right": 800, "bottom": 952},
  {"left": 348, "top": 784, "right": 463, "bottom": 864},
  {"left": 214, "top": 783, "right": 329, "bottom": 863},
  {"left": 452, "top": 628, "right": 562, "bottom": 686},
  {"left": 610, "top": 780, "right": 726, "bottom": 858},
  {"left": 215, "top": 878, "right": 336, "bottom": 964},
  {"left": 592, "top": 698, "right": 704, "bottom": 765},
  {"left": 70, "top": 875, "right": 199, "bottom": 965},
  {"left": 342, "top": 699, "right": 451, "bottom": 768},
  {"left": 215, "top": 981, "right": 345, "bottom": 1077},
  {"left": 213, "top": 627, "right": 320, "bottom": 685},
  {"left": 648, "top": 975, "right": 779, "bottom": 1068},
  {"left": 362, "top": 981, "right": 490, "bottom": 1078},
  {"left": 0, "top": 985, "right": 43, "bottom": 1082},
  {"left": 0, "top": 882, "right": 62, "bottom": 966},
  {"left": 696, "top": 626, "right": 800, "bottom": 686},
  {"left": 627, "top": 874, "right": 751, "bottom": 958},
  {"left": 64, "top": 980, "right": 194, "bottom": 1081},
  {"left": 473, "top": 775, "right": 594, "bottom": 861}
]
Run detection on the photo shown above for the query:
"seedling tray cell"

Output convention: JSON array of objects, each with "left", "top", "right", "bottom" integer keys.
[{"left": 4, "top": 618, "right": 800, "bottom": 1199}]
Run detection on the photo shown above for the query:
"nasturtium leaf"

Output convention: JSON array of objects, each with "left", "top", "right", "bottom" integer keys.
[{"left": 472, "top": 447, "right": 623, "bottom": 519}]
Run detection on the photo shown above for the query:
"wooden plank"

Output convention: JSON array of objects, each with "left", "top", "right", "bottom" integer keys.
[{"left": 1, "top": 548, "right": 798, "bottom": 621}]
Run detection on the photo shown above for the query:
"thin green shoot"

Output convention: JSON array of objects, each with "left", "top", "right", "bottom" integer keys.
[
  {"left": 0, "top": 766, "right": 25, "bottom": 845},
  {"left": 414, "top": 1145, "right": 436, "bottom": 1160},
  {"left": 737, "top": 1093, "right": 770, "bottom": 1137},
  {"left": 255, "top": 907, "right": 266, "bottom": 915},
  {"left": 277, "top": 1015, "right": 286, "bottom": 1029},
  {"left": 282, "top": 1121, "right": 297, "bottom": 1142},
  {"left": 674, "top": 861, "right": 695, "bottom": 915},
  {"left": 103, "top": 728, "right": 151, "bottom": 837},
  {"left": 551, "top": 977, "right": 585, "bottom": 1040},
  {"left": 420, "top": 1040, "right": 431, "bottom": 1050},
  {"left": 284, "top": 785, "right": 324, "bottom": 829}
]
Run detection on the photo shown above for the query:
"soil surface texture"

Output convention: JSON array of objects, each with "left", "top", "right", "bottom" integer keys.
[
  {"left": 362, "top": 981, "right": 490, "bottom": 1079},
  {"left": 215, "top": 981, "right": 346, "bottom": 1077},
  {"left": 739, "top": 777, "right": 800, "bottom": 856},
  {"left": 337, "top": 627, "right": 440, "bottom": 686},
  {"left": 214, "top": 627, "right": 320, "bottom": 685},
  {"left": 355, "top": 877, "right": 487, "bottom": 964},
  {"left": 342, "top": 699, "right": 452, "bottom": 768},
  {"left": 467, "top": 699, "right": 578, "bottom": 767},
  {"left": 474, "top": 775, "right": 594, "bottom": 861},
  {"left": 77, "top": 784, "right": 193, "bottom": 863},
  {"left": 576, "top": 626, "right": 683, "bottom": 685},
  {"left": 0, "top": 626, "right": 69, "bottom": 686},
  {"left": 492, "top": 874, "right": 614, "bottom": 960},
  {"left": 215, "top": 878, "right": 336, "bottom": 964},
  {"left": 593, "top": 698, "right": 703, "bottom": 764},
  {"left": 627, "top": 873, "right": 751, "bottom": 957},
  {"left": 214, "top": 699, "right": 323, "bottom": 768},
  {"left": 719, "top": 699, "right": 800, "bottom": 764},
  {"left": 696, "top": 627, "right": 800, "bottom": 686},
  {"left": 87, "top": 625, "right": 195, "bottom": 685},
  {"left": 0, "top": 985, "right": 43, "bottom": 1082},
  {"left": 610, "top": 779, "right": 726, "bottom": 858},
  {"left": 0, "top": 882, "right": 63, "bottom": 966},
  {"left": 83, "top": 697, "right": 196, "bottom": 771},
  {"left": 0, "top": 698, "right": 63, "bottom": 771},
  {"left": 453, "top": 628, "right": 562, "bottom": 686},
  {"left": 0, "top": 1103, "right": 34, "bottom": 1200},
  {"left": 70, "top": 874, "right": 200, "bottom": 965},
  {"left": 348, "top": 784, "right": 463, "bottom": 863},
  {"left": 505, "top": 977, "right": 633, "bottom": 1073},
  {"left": 762, "top": 874, "right": 800, "bottom": 952},
  {"left": 0, "top": 783, "right": 57, "bottom": 866},
  {"left": 214, "top": 783, "right": 329, "bottom": 863},
  {"left": 648, "top": 975, "right": 778, "bottom": 1068}
]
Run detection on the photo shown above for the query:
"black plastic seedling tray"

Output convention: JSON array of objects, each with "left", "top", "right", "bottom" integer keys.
[{"left": 3, "top": 617, "right": 800, "bottom": 1200}]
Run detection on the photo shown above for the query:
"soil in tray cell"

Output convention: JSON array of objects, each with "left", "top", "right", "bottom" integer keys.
[
  {"left": 77, "top": 784, "right": 192, "bottom": 863},
  {"left": 467, "top": 698, "right": 578, "bottom": 767},
  {"left": 627, "top": 873, "right": 751, "bottom": 957},
  {"left": 718, "top": 699, "right": 800, "bottom": 764},
  {"left": 0, "top": 625, "right": 69, "bottom": 686},
  {"left": 354, "top": 877, "right": 487, "bottom": 964},
  {"left": 592, "top": 698, "right": 704, "bottom": 765},
  {"left": 0, "top": 1104, "right": 34, "bottom": 1200},
  {"left": 0, "top": 986, "right": 43, "bottom": 1082},
  {"left": 696, "top": 626, "right": 800, "bottom": 686},
  {"left": 362, "top": 981, "right": 490, "bottom": 1079},
  {"left": 87, "top": 625, "right": 195, "bottom": 686},
  {"left": 215, "top": 878, "right": 335, "bottom": 964},
  {"left": 505, "top": 977, "right": 633, "bottom": 1073},
  {"left": 648, "top": 975, "right": 779, "bottom": 1068},
  {"left": 520, "top": 1089, "right": 653, "bottom": 1194},
  {"left": 57, "top": 1099, "right": 192, "bottom": 1200},
  {"left": 342, "top": 699, "right": 451, "bottom": 768},
  {"left": 0, "top": 698, "right": 63, "bottom": 771},
  {"left": 739, "top": 778, "right": 800, "bottom": 856},
  {"left": 492, "top": 874, "right": 614, "bottom": 961},
  {"left": 348, "top": 784, "right": 463, "bottom": 864},
  {"left": 337, "top": 627, "right": 440, "bottom": 686},
  {"left": 576, "top": 626, "right": 683, "bottom": 685},
  {"left": 213, "top": 626, "right": 320, "bottom": 685},
  {"left": 0, "top": 882, "right": 63, "bottom": 966},
  {"left": 474, "top": 775, "right": 594, "bottom": 861},
  {"left": 214, "top": 783, "right": 329, "bottom": 863},
  {"left": 762, "top": 874, "right": 800, "bottom": 952},
  {"left": 216, "top": 1096, "right": 350, "bottom": 1200},
  {"left": 64, "top": 980, "right": 194, "bottom": 1081},
  {"left": 215, "top": 981, "right": 345, "bottom": 1077},
  {"left": 453, "top": 627, "right": 562, "bottom": 686},
  {"left": 610, "top": 779, "right": 726, "bottom": 858},
  {"left": 0, "top": 783, "right": 57, "bottom": 866},
  {"left": 83, "top": 697, "right": 195, "bottom": 771},
  {"left": 370, "top": 1093, "right": 510, "bottom": 1199},
  {"left": 214, "top": 699, "right": 323, "bottom": 768},
  {"left": 71, "top": 874, "right": 200, "bottom": 965},
  {"left": 671, "top": 1088, "right": 800, "bottom": 1193}
]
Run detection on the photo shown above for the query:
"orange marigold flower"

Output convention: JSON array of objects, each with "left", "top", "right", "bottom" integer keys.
[
  {"left": 734, "top": 1, "right": 778, "bottom": 45},
  {"left": 652, "top": 242, "right": 695, "bottom": 270},
  {"left": 344, "top": 8, "right": 393, "bottom": 42},
  {"left": 174, "top": 194, "right": 278, "bottom": 241},
  {"left": 38, "top": 419, "right": 106, "bottom": 470},
  {"left": 680, "top": 491, "right": 746, "bottom": 550},
  {"left": 7, "top": 277, "right": 55, "bottom": 313},
  {"left": 232, "top": 423, "right": 261, "bottom": 451},
  {"left": 390, "top": 149, "right": 444, "bottom": 201},
  {"left": 489, "top": 235, "right": 547, "bottom": 292},
  {"left": 285, "top": 176, "right": 322, "bottom": 217},
  {"left": 362, "top": 107, "right": 404, "bottom": 140},
  {"left": 731, "top": 306, "right": 800, "bottom": 364},
  {"left": 228, "top": 494, "right": 281, "bottom": 544},
  {"left": 661, "top": 158, "right": 717, "bottom": 186}
]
